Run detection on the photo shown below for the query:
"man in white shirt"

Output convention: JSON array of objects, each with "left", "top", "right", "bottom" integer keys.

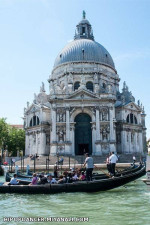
[
  {"left": 83, "top": 153, "right": 94, "bottom": 181},
  {"left": 109, "top": 152, "right": 118, "bottom": 176}
]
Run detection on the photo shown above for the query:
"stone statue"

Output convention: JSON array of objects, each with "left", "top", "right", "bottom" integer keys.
[
  {"left": 94, "top": 73, "right": 99, "bottom": 84},
  {"left": 59, "top": 113, "right": 63, "bottom": 122},
  {"left": 58, "top": 130, "right": 64, "bottom": 142},
  {"left": 40, "top": 82, "right": 45, "bottom": 93},
  {"left": 83, "top": 10, "right": 86, "bottom": 19},
  {"left": 49, "top": 80, "right": 55, "bottom": 95},
  {"left": 79, "top": 74, "right": 86, "bottom": 90},
  {"left": 33, "top": 93, "right": 37, "bottom": 103},
  {"left": 68, "top": 73, "right": 73, "bottom": 84},
  {"left": 107, "top": 84, "right": 112, "bottom": 93},
  {"left": 24, "top": 107, "right": 26, "bottom": 113},
  {"left": 102, "top": 111, "right": 107, "bottom": 121}
]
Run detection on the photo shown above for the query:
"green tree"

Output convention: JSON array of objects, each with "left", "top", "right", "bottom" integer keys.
[
  {"left": 0, "top": 118, "right": 9, "bottom": 149},
  {"left": 0, "top": 118, "right": 25, "bottom": 156},
  {"left": 7, "top": 127, "right": 25, "bottom": 156}
]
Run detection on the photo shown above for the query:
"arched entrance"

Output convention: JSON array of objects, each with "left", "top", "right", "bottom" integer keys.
[{"left": 75, "top": 113, "right": 92, "bottom": 155}]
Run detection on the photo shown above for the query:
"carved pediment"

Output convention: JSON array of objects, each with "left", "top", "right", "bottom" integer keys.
[
  {"left": 26, "top": 104, "right": 41, "bottom": 114},
  {"left": 66, "top": 89, "right": 99, "bottom": 100},
  {"left": 124, "top": 102, "right": 141, "bottom": 112}
]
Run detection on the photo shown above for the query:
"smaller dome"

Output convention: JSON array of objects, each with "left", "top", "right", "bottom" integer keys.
[{"left": 78, "top": 19, "right": 91, "bottom": 25}]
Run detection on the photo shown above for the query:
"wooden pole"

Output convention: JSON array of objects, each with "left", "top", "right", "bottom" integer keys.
[
  {"left": 69, "top": 156, "right": 70, "bottom": 170},
  {"left": 34, "top": 156, "right": 36, "bottom": 173},
  {"left": 23, "top": 156, "right": 24, "bottom": 173}
]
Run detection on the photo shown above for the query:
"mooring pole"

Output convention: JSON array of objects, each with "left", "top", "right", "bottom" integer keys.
[
  {"left": 11, "top": 158, "right": 13, "bottom": 173},
  {"left": 69, "top": 156, "right": 70, "bottom": 170},
  {"left": 48, "top": 155, "right": 50, "bottom": 172},
  {"left": 34, "top": 155, "right": 36, "bottom": 173},
  {"left": 23, "top": 156, "right": 24, "bottom": 173},
  {"left": 46, "top": 158, "right": 47, "bottom": 170},
  {"left": 21, "top": 156, "right": 22, "bottom": 172}
]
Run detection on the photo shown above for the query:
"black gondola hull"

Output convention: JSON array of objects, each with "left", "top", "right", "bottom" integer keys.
[{"left": 0, "top": 165, "right": 146, "bottom": 194}]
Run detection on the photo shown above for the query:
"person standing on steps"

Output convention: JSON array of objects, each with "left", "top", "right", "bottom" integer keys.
[{"left": 83, "top": 153, "right": 94, "bottom": 181}]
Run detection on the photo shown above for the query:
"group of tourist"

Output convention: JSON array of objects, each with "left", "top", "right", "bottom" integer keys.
[{"left": 9, "top": 152, "right": 118, "bottom": 185}]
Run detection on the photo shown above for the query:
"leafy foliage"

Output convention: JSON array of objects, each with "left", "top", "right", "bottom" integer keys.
[{"left": 0, "top": 118, "right": 25, "bottom": 156}]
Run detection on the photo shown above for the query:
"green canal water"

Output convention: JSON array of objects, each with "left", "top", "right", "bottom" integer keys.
[{"left": 0, "top": 175, "right": 150, "bottom": 225}]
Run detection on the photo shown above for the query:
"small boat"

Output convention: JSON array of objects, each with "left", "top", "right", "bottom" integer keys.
[{"left": 0, "top": 164, "right": 146, "bottom": 194}]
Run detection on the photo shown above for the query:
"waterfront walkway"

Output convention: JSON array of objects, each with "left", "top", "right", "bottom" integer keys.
[{"left": 10, "top": 154, "right": 143, "bottom": 171}]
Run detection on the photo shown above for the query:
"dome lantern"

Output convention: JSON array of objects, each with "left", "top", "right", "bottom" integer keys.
[{"left": 74, "top": 11, "right": 94, "bottom": 41}]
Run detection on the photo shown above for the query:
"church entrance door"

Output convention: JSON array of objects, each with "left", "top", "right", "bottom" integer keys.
[{"left": 75, "top": 113, "right": 92, "bottom": 155}]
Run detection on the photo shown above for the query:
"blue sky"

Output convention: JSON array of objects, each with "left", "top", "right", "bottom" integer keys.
[{"left": 0, "top": 0, "right": 150, "bottom": 138}]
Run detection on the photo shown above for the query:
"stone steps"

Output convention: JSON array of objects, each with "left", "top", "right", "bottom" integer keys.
[{"left": 15, "top": 153, "right": 143, "bottom": 167}]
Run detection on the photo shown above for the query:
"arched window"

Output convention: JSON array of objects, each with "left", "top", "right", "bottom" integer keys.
[
  {"left": 126, "top": 113, "right": 138, "bottom": 124},
  {"left": 33, "top": 116, "right": 36, "bottom": 126},
  {"left": 74, "top": 81, "right": 80, "bottom": 91},
  {"left": 37, "top": 117, "right": 39, "bottom": 125},
  {"left": 29, "top": 116, "right": 40, "bottom": 127},
  {"left": 126, "top": 115, "right": 129, "bottom": 123},
  {"left": 30, "top": 119, "right": 33, "bottom": 127},
  {"left": 134, "top": 116, "right": 137, "bottom": 124},
  {"left": 103, "top": 83, "right": 106, "bottom": 89},
  {"left": 86, "top": 81, "right": 93, "bottom": 92}
]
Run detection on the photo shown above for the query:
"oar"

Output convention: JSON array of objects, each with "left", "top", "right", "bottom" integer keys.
[{"left": 94, "top": 165, "right": 111, "bottom": 178}]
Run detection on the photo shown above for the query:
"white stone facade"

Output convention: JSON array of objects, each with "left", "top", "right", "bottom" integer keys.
[{"left": 24, "top": 13, "right": 146, "bottom": 156}]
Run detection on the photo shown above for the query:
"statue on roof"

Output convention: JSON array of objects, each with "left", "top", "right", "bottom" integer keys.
[
  {"left": 83, "top": 10, "right": 86, "bottom": 19},
  {"left": 40, "top": 82, "right": 46, "bottom": 93}
]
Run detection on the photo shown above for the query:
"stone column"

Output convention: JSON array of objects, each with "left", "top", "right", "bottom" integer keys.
[
  {"left": 51, "top": 107, "right": 57, "bottom": 142},
  {"left": 40, "top": 131, "right": 46, "bottom": 155},
  {"left": 70, "top": 124, "right": 75, "bottom": 155},
  {"left": 121, "top": 130, "right": 126, "bottom": 154},
  {"left": 66, "top": 107, "right": 70, "bottom": 142},
  {"left": 96, "top": 107, "right": 100, "bottom": 141},
  {"left": 109, "top": 106, "right": 116, "bottom": 152},
  {"left": 109, "top": 107, "right": 114, "bottom": 141},
  {"left": 91, "top": 123, "right": 96, "bottom": 155},
  {"left": 129, "top": 131, "right": 131, "bottom": 153},
  {"left": 134, "top": 132, "right": 137, "bottom": 153},
  {"left": 139, "top": 132, "right": 143, "bottom": 153}
]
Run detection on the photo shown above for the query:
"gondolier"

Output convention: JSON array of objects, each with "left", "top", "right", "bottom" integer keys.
[
  {"left": 109, "top": 152, "right": 118, "bottom": 176},
  {"left": 83, "top": 153, "right": 94, "bottom": 181}
]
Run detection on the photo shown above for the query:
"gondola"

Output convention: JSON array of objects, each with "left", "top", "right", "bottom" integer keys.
[
  {"left": 5, "top": 164, "right": 138, "bottom": 183},
  {"left": 0, "top": 164, "right": 146, "bottom": 194}
]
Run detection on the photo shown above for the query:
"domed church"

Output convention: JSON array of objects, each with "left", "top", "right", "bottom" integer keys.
[{"left": 24, "top": 12, "right": 146, "bottom": 156}]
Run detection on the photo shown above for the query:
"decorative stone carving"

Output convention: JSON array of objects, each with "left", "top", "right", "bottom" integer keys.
[
  {"left": 107, "top": 84, "right": 112, "bottom": 93},
  {"left": 49, "top": 80, "right": 55, "bottom": 95},
  {"left": 101, "top": 143, "right": 109, "bottom": 151},
  {"left": 57, "top": 108, "right": 66, "bottom": 122},
  {"left": 57, "top": 127, "right": 66, "bottom": 143},
  {"left": 79, "top": 74, "right": 86, "bottom": 90},
  {"left": 40, "top": 82, "right": 46, "bottom": 93},
  {"left": 100, "top": 125, "right": 110, "bottom": 141},
  {"left": 68, "top": 73, "right": 73, "bottom": 84},
  {"left": 100, "top": 108, "right": 108, "bottom": 121},
  {"left": 94, "top": 73, "right": 99, "bottom": 84}
]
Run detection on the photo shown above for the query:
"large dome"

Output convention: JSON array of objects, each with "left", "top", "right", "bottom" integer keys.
[
  {"left": 53, "top": 12, "right": 115, "bottom": 70},
  {"left": 54, "top": 39, "right": 115, "bottom": 69}
]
